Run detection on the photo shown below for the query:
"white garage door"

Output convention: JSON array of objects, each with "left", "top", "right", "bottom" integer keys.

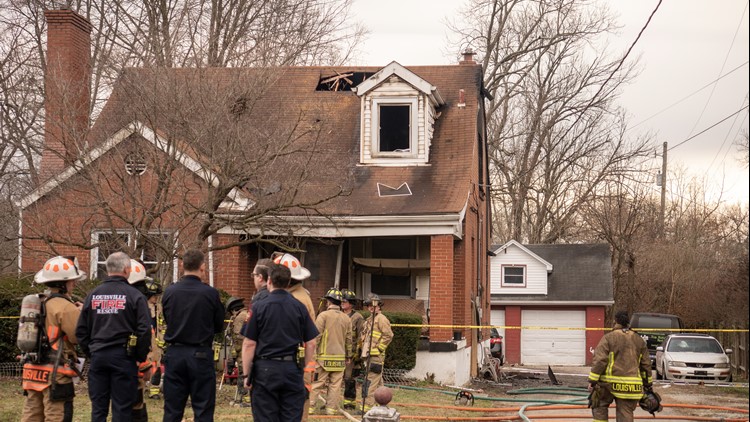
[
  {"left": 521, "top": 310, "right": 586, "bottom": 365},
  {"left": 490, "top": 309, "right": 506, "bottom": 339},
  {"left": 490, "top": 309, "right": 506, "bottom": 357}
]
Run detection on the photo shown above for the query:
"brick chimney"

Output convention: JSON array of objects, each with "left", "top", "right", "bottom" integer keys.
[
  {"left": 459, "top": 49, "right": 476, "bottom": 65},
  {"left": 41, "top": 9, "right": 92, "bottom": 181}
]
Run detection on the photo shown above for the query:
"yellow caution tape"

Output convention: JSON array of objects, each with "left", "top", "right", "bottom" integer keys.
[
  {"left": 390, "top": 323, "right": 749, "bottom": 333},
  {"left": 1, "top": 315, "right": 746, "bottom": 332}
]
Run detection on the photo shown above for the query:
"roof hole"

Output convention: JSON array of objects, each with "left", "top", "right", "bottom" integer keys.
[{"left": 316, "top": 71, "right": 375, "bottom": 91}]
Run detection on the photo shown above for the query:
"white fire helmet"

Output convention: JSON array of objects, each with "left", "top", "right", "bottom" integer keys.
[
  {"left": 34, "top": 256, "right": 87, "bottom": 284},
  {"left": 128, "top": 259, "right": 152, "bottom": 284},
  {"left": 273, "top": 253, "right": 311, "bottom": 280}
]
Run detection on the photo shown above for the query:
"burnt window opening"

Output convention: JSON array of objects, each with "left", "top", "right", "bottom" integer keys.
[
  {"left": 379, "top": 105, "right": 410, "bottom": 152},
  {"left": 316, "top": 72, "right": 375, "bottom": 91}
]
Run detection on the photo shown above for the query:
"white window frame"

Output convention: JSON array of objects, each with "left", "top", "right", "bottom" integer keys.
[
  {"left": 371, "top": 97, "right": 418, "bottom": 159},
  {"left": 91, "top": 230, "right": 176, "bottom": 281},
  {"left": 501, "top": 264, "right": 526, "bottom": 287}
]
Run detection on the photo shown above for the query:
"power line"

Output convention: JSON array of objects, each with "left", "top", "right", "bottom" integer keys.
[
  {"left": 668, "top": 105, "right": 750, "bottom": 152},
  {"left": 628, "top": 61, "right": 749, "bottom": 131},
  {"left": 707, "top": 94, "right": 748, "bottom": 175},
  {"left": 557, "top": 0, "right": 663, "bottom": 144},
  {"left": 683, "top": 0, "right": 748, "bottom": 139}
]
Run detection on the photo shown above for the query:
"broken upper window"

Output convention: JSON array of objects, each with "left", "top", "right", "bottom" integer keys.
[
  {"left": 379, "top": 105, "right": 410, "bottom": 152},
  {"left": 371, "top": 97, "right": 418, "bottom": 158},
  {"left": 354, "top": 62, "right": 445, "bottom": 166}
]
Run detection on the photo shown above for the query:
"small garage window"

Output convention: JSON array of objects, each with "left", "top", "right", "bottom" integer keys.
[{"left": 501, "top": 265, "right": 526, "bottom": 287}]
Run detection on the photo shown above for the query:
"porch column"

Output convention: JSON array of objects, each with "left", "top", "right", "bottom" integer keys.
[{"left": 430, "top": 234, "right": 454, "bottom": 341}]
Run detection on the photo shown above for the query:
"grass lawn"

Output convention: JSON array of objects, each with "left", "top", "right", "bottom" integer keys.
[{"left": 0, "top": 377, "right": 499, "bottom": 421}]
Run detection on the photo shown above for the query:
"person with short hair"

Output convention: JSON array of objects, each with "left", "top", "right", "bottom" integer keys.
[
  {"left": 241, "top": 263, "right": 319, "bottom": 421},
  {"left": 588, "top": 310, "right": 652, "bottom": 422},
  {"left": 76, "top": 252, "right": 152, "bottom": 422},
  {"left": 161, "top": 249, "right": 225, "bottom": 422},
  {"left": 251, "top": 258, "right": 273, "bottom": 305}
]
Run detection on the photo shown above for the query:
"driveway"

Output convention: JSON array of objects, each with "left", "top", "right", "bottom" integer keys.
[{"left": 470, "top": 365, "right": 749, "bottom": 421}]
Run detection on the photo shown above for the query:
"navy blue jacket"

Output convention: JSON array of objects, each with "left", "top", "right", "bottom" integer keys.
[
  {"left": 76, "top": 276, "right": 152, "bottom": 356},
  {"left": 242, "top": 289, "right": 319, "bottom": 358},
  {"left": 162, "top": 275, "right": 225, "bottom": 346}
]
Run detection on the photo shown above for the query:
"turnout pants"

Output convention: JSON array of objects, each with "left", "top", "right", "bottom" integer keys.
[
  {"left": 87, "top": 346, "right": 138, "bottom": 422},
  {"left": 591, "top": 383, "right": 639, "bottom": 422},
  {"left": 363, "top": 356, "right": 385, "bottom": 409},
  {"left": 162, "top": 345, "right": 216, "bottom": 422},
  {"left": 22, "top": 387, "right": 73, "bottom": 422},
  {"left": 310, "top": 367, "right": 344, "bottom": 411}
]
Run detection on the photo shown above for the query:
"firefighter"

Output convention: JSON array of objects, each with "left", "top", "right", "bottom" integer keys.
[
  {"left": 126, "top": 259, "right": 156, "bottom": 422},
  {"left": 241, "top": 263, "right": 319, "bottom": 421},
  {"left": 273, "top": 252, "right": 316, "bottom": 420},
  {"left": 251, "top": 259, "right": 273, "bottom": 304},
  {"left": 76, "top": 252, "right": 152, "bottom": 422},
  {"left": 145, "top": 279, "right": 165, "bottom": 400},
  {"left": 161, "top": 249, "right": 225, "bottom": 421},
  {"left": 21, "top": 256, "right": 85, "bottom": 422},
  {"left": 341, "top": 289, "right": 364, "bottom": 410},
  {"left": 360, "top": 293, "right": 393, "bottom": 413},
  {"left": 588, "top": 310, "right": 653, "bottom": 422},
  {"left": 309, "top": 288, "right": 352, "bottom": 415},
  {"left": 225, "top": 296, "right": 250, "bottom": 407}
]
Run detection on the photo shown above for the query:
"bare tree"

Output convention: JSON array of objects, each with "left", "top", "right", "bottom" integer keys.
[
  {"left": 0, "top": 0, "right": 364, "bottom": 272},
  {"left": 737, "top": 129, "right": 749, "bottom": 168},
  {"left": 450, "top": 0, "right": 651, "bottom": 243},
  {"left": 19, "top": 68, "right": 353, "bottom": 281}
]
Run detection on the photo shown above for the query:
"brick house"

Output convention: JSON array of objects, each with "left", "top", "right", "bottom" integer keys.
[
  {"left": 17, "top": 9, "right": 492, "bottom": 385},
  {"left": 490, "top": 240, "right": 614, "bottom": 366}
]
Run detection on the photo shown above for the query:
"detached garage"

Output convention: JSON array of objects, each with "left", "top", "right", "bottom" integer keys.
[{"left": 490, "top": 241, "right": 614, "bottom": 366}]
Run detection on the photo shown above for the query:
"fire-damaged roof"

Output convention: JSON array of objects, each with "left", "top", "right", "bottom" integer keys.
[{"left": 77, "top": 64, "right": 484, "bottom": 221}]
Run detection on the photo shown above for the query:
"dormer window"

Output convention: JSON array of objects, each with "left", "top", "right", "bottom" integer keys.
[
  {"left": 373, "top": 98, "right": 418, "bottom": 157},
  {"left": 355, "top": 61, "right": 444, "bottom": 166}
]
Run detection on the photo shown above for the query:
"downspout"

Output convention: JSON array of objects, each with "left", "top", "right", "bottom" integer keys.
[
  {"left": 207, "top": 235, "right": 214, "bottom": 287},
  {"left": 334, "top": 242, "right": 343, "bottom": 289},
  {"left": 17, "top": 209, "right": 22, "bottom": 275}
]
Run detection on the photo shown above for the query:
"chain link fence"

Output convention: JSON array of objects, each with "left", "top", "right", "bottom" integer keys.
[{"left": 2, "top": 361, "right": 418, "bottom": 386}]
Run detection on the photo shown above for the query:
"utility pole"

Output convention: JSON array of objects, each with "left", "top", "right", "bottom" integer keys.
[{"left": 659, "top": 142, "right": 667, "bottom": 236}]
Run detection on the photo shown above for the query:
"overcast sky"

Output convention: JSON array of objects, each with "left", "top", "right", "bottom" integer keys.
[{"left": 349, "top": 0, "right": 750, "bottom": 204}]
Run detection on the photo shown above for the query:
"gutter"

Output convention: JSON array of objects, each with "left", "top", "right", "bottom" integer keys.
[
  {"left": 216, "top": 213, "right": 465, "bottom": 238},
  {"left": 491, "top": 300, "right": 615, "bottom": 306}
]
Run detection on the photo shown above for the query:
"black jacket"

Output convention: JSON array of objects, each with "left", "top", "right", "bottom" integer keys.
[{"left": 76, "top": 276, "right": 152, "bottom": 359}]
